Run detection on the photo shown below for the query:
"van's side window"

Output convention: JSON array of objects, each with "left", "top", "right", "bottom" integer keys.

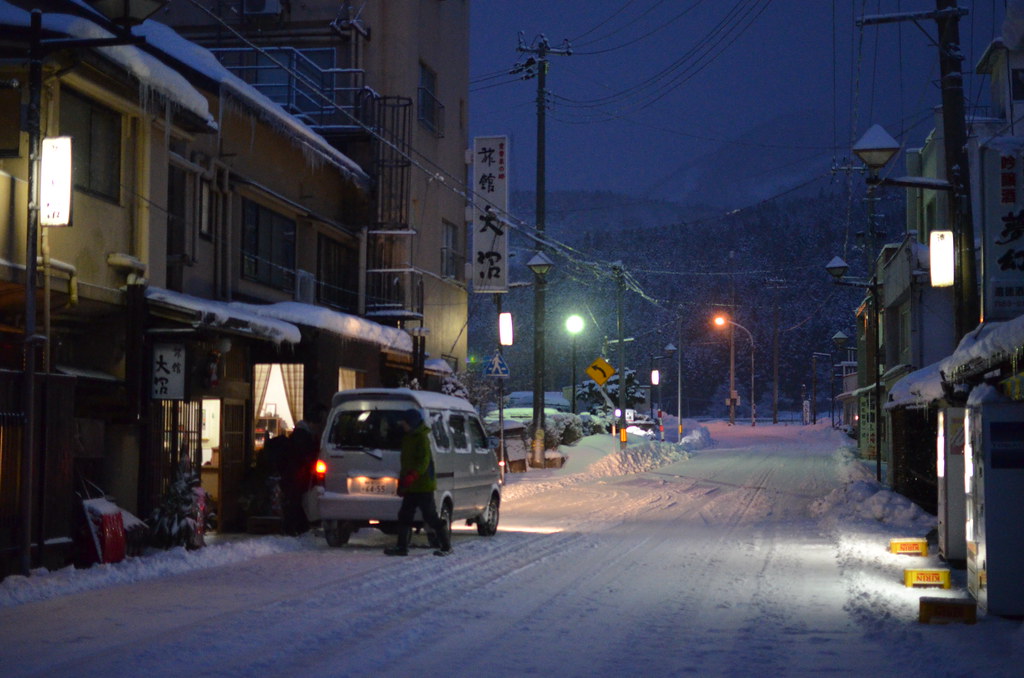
[
  {"left": 429, "top": 411, "right": 450, "bottom": 451},
  {"left": 449, "top": 413, "right": 469, "bottom": 452},
  {"left": 467, "top": 417, "right": 489, "bottom": 453}
]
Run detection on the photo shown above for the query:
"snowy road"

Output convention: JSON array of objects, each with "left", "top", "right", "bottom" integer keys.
[{"left": 2, "top": 422, "right": 1022, "bottom": 677}]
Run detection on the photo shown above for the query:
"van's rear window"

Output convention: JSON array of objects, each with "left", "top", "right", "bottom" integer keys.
[{"left": 328, "top": 409, "right": 407, "bottom": 450}]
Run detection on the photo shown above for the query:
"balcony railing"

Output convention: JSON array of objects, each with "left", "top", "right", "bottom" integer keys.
[
  {"left": 210, "top": 46, "right": 377, "bottom": 137},
  {"left": 365, "top": 268, "right": 424, "bottom": 320}
]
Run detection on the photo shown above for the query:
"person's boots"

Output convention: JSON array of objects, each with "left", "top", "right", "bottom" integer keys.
[
  {"left": 433, "top": 528, "right": 452, "bottom": 557},
  {"left": 384, "top": 527, "right": 410, "bottom": 556}
]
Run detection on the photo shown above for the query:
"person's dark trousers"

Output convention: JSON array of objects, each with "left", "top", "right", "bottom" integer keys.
[{"left": 396, "top": 492, "right": 450, "bottom": 550}]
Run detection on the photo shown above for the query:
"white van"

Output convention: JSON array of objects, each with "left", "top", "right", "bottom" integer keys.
[{"left": 314, "top": 388, "right": 502, "bottom": 547}]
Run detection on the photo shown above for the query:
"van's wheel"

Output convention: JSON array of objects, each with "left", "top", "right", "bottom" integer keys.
[
  {"left": 428, "top": 502, "right": 453, "bottom": 548},
  {"left": 476, "top": 493, "right": 500, "bottom": 536},
  {"left": 324, "top": 520, "right": 352, "bottom": 547}
]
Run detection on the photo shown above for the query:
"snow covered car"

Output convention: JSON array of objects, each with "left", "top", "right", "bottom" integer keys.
[{"left": 313, "top": 388, "right": 502, "bottom": 547}]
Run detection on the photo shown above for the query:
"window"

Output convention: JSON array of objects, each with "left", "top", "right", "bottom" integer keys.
[
  {"left": 430, "top": 412, "right": 451, "bottom": 451},
  {"left": 241, "top": 198, "right": 295, "bottom": 291},
  {"left": 59, "top": 88, "right": 121, "bottom": 201},
  {"left": 441, "top": 220, "right": 463, "bottom": 279},
  {"left": 467, "top": 417, "right": 489, "bottom": 454},
  {"left": 417, "top": 62, "right": 444, "bottom": 136},
  {"left": 448, "top": 413, "right": 469, "bottom": 451},
  {"left": 318, "top": 234, "right": 359, "bottom": 311}
]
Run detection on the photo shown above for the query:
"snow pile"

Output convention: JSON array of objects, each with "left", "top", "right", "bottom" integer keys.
[
  {"left": 0, "top": 534, "right": 314, "bottom": 609},
  {"left": 502, "top": 423, "right": 711, "bottom": 502},
  {"left": 810, "top": 480, "right": 936, "bottom": 531}
]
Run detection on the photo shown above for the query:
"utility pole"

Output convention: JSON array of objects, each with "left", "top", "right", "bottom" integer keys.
[
  {"left": 516, "top": 33, "right": 570, "bottom": 464},
  {"left": 859, "top": 2, "right": 978, "bottom": 340}
]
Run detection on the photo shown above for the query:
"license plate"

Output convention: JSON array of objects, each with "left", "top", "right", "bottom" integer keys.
[{"left": 348, "top": 476, "right": 397, "bottom": 495}]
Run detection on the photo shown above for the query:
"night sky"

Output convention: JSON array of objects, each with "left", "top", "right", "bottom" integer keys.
[{"left": 470, "top": 1, "right": 1009, "bottom": 207}]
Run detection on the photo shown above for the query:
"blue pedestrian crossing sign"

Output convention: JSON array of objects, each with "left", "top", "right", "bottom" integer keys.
[{"left": 483, "top": 351, "right": 510, "bottom": 378}]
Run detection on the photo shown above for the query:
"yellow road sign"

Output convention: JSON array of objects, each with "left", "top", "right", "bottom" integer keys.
[{"left": 586, "top": 357, "right": 615, "bottom": 386}]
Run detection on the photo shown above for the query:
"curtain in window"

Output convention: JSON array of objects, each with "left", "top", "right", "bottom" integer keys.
[
  {"left": 281, "top": 364, "right": 305, "bottom": 424},
  {"left": 253, "top": 364, "right": 271, "bottom": 419}
]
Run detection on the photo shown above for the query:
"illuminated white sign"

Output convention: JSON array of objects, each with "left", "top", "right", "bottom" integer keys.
[
  {"left": 930, "top": 230, "right": 954, "bottom": 287},
  {"left": 40, "top": 136, "right": 72, "bottom": 227}
]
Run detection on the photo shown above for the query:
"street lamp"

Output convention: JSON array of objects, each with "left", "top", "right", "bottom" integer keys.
[
  {"left": 826, "top": 256, "right": 882, "bottom": 482},
  {"left": 18, "top": 0, "right": 166, "bottom": 576},
  {"left": 811, "top": 351, "right": 832, "bottom": 425},
  {"left": 831, "top": 331, "right": 849, "bottom": 428},
  {"left": 649, "top": 343, "right": 676, "bottom": 440},
  {"left": 713, "top": 315, "right": 755, "bottom": 426},
  {"left": 527, "top": 250, "right": 553, "bottom": 467},
  {"left": 565, "top": 314, "right": 584, "bottom": 414}
]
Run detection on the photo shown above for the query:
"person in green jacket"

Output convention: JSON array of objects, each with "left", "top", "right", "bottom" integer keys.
[{"left": 384, "top": 409, "right": 453, "bottom": 557}]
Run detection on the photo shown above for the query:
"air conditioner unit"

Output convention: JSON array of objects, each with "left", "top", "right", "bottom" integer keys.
[
  {"left": 294, "top": 269, "right": 316, "bottom": 304},
  {"left": 243, "top": 0, "right": 283, "bottom": 16}
]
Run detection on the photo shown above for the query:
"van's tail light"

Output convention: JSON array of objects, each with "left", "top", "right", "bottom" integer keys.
[{"left": 313, "top": 459, "right": 327, "bottom": 486}]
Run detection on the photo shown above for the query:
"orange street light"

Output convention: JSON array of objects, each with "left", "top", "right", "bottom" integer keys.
[{"left": 712, "top": 314, "right": 755, "bottom": 426}]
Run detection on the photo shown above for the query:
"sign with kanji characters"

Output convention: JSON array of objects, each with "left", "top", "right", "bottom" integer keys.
[
  {"left": 586, "top": 357, "right": 615, "bottom": 386},
  {"left": 982, "top": 140, "right": 1024, "bottom": 320},
  {"left": 472, "top": 135, "right": 509, "bottom": 293},
  {"left": 151, "top": 343, "right": 186, "bottom": 400}
]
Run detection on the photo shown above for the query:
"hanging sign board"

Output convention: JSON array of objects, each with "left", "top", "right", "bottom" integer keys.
[
  {"left": 981, "top": 141, "right": 1024, "bottom": 320},
  {"left": 472, "top": 135, "right": 509, "bottom": 293},
  {"left": 151, "top": 343, "right": 186, "bottom": 401},
  {"left": 40, "top": 136, "right": 72, "bottom": 227}
]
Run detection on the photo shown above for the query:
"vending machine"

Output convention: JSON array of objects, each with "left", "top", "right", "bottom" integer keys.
[
  {"left": 936, "top": 407, "right": 966, "bottom": 564},
  {"left": 965, "top": 390, "right": 1024, "bottom": 616}
]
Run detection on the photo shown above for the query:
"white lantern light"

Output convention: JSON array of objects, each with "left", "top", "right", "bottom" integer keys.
[
  {"left": 40, "top": 136, "right": 72, "bottom": 227},
  {"left": 498, "top": 312, "right": 514, "bottom": 346},
  {"left": 651, "top": 369, "right": 660, "bottom": 386},
  {"left": 930, "top": 230, "right": 955, "bottom": 287}
]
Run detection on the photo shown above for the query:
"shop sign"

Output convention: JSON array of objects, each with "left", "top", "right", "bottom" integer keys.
[{"left": 151, "top": 343, "right": 186, "bottom": 400}]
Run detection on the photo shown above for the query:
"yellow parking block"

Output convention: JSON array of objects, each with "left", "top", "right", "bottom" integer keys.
[
  {"left": 904, "top": 568, "right": 951, "bottom": 589},
  {"left": 889, "top": 538, "right": 928, "bottom": 556}
]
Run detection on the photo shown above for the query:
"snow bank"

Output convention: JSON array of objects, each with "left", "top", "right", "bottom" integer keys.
[
  {"left": 0, "top": 534, "right": 315, "bottom": 609},
  {"left": 501, "top": 423, "right": 711, "bottom": 502},
  {"left": 809, "top": 447, "right": 935, "bottom": 532}
]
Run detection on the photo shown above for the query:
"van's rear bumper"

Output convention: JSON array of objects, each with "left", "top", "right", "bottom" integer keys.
[{"left": 318, "top": 491, "right": 402, "bottom": 522}]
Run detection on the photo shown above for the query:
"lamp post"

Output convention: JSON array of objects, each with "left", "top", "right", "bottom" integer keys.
[
  {"left": 831, "top": 331, "right": 849, "bottom": 428},
  {"left": 675, "top": 315, "right": 684, "bottom": 440},
  {"left": 838, "top": 123, "right": 897, "bottom": 483},
  {"left": 18, "top": 0, "right": 166, "bottom": 576},
  {"left": 713, "top": 315, "right": 755, "bottom": 426},
  {"left": 565, "top": 314, "right": 584, "bottom": 414},
  {"left": 649, "top": 343, "right": 676, "bottom": 441},
  {"left": 528, "top": 251, "right": 553, "bottom": 468},
  {"left": 811, "top": 352, "right": 832, "bottom": 425},
  {"left": 827, "top": 257, "right": 882, "bottom": 482}
]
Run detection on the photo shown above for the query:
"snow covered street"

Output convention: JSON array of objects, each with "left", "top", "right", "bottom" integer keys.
[{"left": 2, "top": 422, "right": 1022, "bottom": 677}]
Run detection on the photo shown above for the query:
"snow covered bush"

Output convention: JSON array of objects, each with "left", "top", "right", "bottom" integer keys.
[
  {"left": 147, "top": 456, "right": 210, "bottom": 550},
  {"left": 547, "top": 412, "right": 584, "bottom": 446}
]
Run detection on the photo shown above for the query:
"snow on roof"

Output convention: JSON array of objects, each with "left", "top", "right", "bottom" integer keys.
[
  {"left": 424, "top": 358, "right": 453, "bottom": 374},
  {"left": 885, "top": 361, "right": 944, "bottom": 409},
  {"left": 133, "top": 21, "right": 369, "bottom": 186},
  {"left": 888, "top": 313, "right": 1024, "bottom": 408},
  {"left": 145, "top": 287, "right": 302, "bottom": 345},
  {"left": 229, "top": 301, "right": 413, "bottom": 354},
  {"left": 940, "top": 314, "right": 1024, "bottom": 379},
  {"left": 0, "top": 1, "right": 211, "bottom": 123},
  {"left": 0, "top": 2, "right": 368, "bottom": 186},
  {"left": 332, "top": 387, "right": 474, "bottom": 412}
]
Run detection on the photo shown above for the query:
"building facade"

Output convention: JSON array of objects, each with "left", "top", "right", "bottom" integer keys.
[{"left": 0, "top": 0, "right": 470, "bottom": 575}]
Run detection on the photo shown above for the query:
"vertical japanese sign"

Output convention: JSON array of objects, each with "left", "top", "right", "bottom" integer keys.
[
  {"left": 151, "top": 343, "right": 186, "bottom": 400},
  {"left": 472, "top": 136, "right": 509, "bottom": 293},
  {"left": 982, "top": 141, "right": 1024, "bottom": 320}
]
